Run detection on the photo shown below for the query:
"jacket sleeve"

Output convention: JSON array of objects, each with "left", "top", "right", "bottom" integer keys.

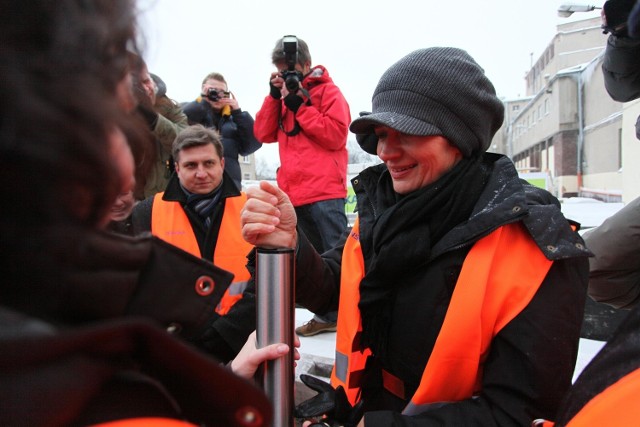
[
  {"left": 584, "top": 196, "right": 640, "bottom": 309},
  {"left": 253, "top": 95, "right": 282, "bottom": 143},
  {"left": 364, "top": 256, "right": 588, "bottom": 427},
  {"left": 231, "top": 110, "right": 263, "bottom": 155},
  {"left": 602, "top": 35, "right": 640, "bottom": 102},
  {"left": 294, "top": 228, "right": 345, "bottom": 314},
  {"left": 193, "top": 278, "right": 257, "bottom": 364},
  {"left": 153, "top": 106, "right": 189, "bottom": 156},
  {"left": 130, "top": 236, "right": 234, "bottom": 341},
  {"left": 294, "top": 83, "right": 350, "bottom": 151},
  {"left": 182, "top": 100, "right": 207, "bottom": 126},
  {"left": 131, "top": 196, "right": 154, "bottom": 235}
]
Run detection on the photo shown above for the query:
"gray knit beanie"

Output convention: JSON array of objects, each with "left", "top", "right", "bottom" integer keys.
[{"left": 351, "top": 47, "right": 504, "bottom": 157}]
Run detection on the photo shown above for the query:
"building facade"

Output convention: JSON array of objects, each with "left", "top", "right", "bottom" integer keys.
[
  {"left": 240, "top": 153, "right": 258, "bottom": 183},
  {"left": 493, "top": 17, "right": 639, "bottom": 203}
]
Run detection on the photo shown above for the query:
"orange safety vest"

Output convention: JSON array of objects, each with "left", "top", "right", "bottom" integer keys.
[
  {"left": 151, "top": 192, "right": 252, "bottom": 315},
  {"left": 331, "top": 218, "right": 553, "bottom": 413},
  {"left": 91, "top": 418, "right": 196, "bottom": 427},
  {"left": 533, "top": 367, "right": 640, "bottom": 427}
]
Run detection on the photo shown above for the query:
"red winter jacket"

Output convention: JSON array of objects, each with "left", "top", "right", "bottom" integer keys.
[{"left": 254, "top": 65, "right": 350, "bottom": 206}]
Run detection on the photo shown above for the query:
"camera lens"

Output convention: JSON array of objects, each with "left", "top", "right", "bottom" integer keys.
[{"left": 206, "top": 88, "right": 220, "bottom": 102}]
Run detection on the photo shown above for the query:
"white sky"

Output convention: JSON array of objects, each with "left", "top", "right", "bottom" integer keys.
[{"left": 136, "top": 0, "right": 602, "bottom": 166}]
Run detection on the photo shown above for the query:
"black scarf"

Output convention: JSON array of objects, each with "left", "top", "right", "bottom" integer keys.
[
  {"left": 358, "top": 157, "right": 488, "bottom": 359},
  {"left": 181, "top": 182, "right": 223, "bottom": 229}
]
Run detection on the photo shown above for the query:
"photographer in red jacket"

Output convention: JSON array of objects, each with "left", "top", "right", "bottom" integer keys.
[{"left": 254, "top": 35, "right": 350, "bottom": 336}]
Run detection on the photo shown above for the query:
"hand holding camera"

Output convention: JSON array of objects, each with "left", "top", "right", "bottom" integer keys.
[
  {"left": 205, "top": 88, "right": 231, "bottom": 102},
  {"left": 203, "top": 88, "right": 237, "bottom": 116}
]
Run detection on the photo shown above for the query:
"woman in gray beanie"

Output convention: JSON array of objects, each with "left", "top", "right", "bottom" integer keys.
[{"left": 241, "top": 47, "right": 590, "bottom": 426}]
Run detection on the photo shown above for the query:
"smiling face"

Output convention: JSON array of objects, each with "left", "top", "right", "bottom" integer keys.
[
  {"left": 375, "top": 126, "right": 463, "bottom": 195},
  {"left": 175, "top": 143, "right": 225, "bottom": 194}
]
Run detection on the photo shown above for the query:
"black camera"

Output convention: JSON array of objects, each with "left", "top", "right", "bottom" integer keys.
[
  {"left": 281, "top": 35, "right": 303, "bottom": 92},
  {"left": 205, "top": 88, "right": 230, "bottom": 102}
]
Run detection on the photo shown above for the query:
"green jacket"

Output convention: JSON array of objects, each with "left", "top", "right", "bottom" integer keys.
[{"left": 143, "top": 96, "right": 189, "bottom": 198}]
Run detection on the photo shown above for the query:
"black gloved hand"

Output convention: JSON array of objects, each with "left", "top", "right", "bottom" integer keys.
[
  {"left": 603, "top": 0, "right": 637, "bottom": 36},
  {"left": 136, "top": 104, "right": 158, "bottom": 129},
  {"left": 269, "top": 81, "right": 282, "bottom": 99},
  {"left": 284, "top": 93, "right": 304, "bottom": 113},
  {"left": 295, "top": 374, "right": 364, "bottom": 427}
]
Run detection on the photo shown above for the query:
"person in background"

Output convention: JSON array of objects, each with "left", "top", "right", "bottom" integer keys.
[
  {"left": 182, "top": 72, "right": 261, "bottom": 189},
  {"left": 583, "top": 0, "right": 640, "bottom": 309},
  {"left": 0, "top": 1, "right": 293, "bottom": 425},
  {"left": 107, "top": 187, "right": 136, "bottom": 235},
  {"left": 254, "top": 35, "right": 350, "bottom": 336},
  {"left": 132, "top": 124, "right": 256, "bottom": 363},
  {"left": 242, "top": 47, "right": 590, "bottom": 426},
  {"left": 129, "top": 53, "right": 189, "bottom": 198},
  {"left": 531, "top": 2, "right": 640, "bottom": 426}
]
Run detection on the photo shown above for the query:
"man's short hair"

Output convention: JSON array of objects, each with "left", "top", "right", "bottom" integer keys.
[
  {"left": 201, "top": 72, "right": 227, "bottom": 87},
  {"left": 172, "top": 124, "right": 224, "bottom": 163},
  {"left": 271, "top": 36, "right": 311, "bottom": 68}
]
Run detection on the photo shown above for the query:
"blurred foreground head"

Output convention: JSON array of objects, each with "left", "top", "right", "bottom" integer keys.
[{"left": 0, "top": 0, "right": 143, "bottom": 229}]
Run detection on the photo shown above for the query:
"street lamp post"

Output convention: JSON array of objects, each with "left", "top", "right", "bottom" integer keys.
[{"left": 557, "top": 3, "right": 602, "bottom": 18}]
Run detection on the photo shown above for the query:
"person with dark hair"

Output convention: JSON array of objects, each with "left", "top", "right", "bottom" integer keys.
[
  {"left": 132, "top": 124, "right": 257, "bottom": 363},
  {"left": 254, "top": 35, "right": 350, "bottom": 336},
  {"left": 0, "top": 1, "right": 292, "bottom": 425},
  {"left": 182, "top": 72, "right": 261, "bottom": 189},
  {"left": 242, "top": 47, "right": 590, "bottom": 426},
  {"left": 129, "top": 53, "right": 189, "bottom": 198},
  {"left": 583, "top": 0, "right": 640, "bottom": 310}
]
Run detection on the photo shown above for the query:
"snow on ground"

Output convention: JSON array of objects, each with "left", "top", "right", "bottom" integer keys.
[{"left": 560, "top": 197, "right": 624, "bottom": 230}]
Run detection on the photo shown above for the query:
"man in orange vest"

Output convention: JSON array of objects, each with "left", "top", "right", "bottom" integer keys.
[
  {"left": 132, "top": 124, "right": 255, "bottom": 363},
  {"left": 241, "top": 48, "right": 591, "bottom": 426}
]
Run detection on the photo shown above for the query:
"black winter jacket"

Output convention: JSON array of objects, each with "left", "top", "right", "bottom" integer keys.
[
  {"left": 0, "top": 307, "right": 271, "bottom": 427},
  {"left": 182, "top": 100, "right": 261, "bottom": 188},
  {"left": 0, "top": 223, "right": 272, "bottom": 425},
  {"left": 294, "top": 153, "right": 591, "bottom": 427}
]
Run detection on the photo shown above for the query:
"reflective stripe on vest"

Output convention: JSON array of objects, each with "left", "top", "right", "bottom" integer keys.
[
  {"left": 331, "top": 218, "right": 553, "bottom": 411},
  {"left": 91, "top": 418, "right": 196, "bottom": 427},
  {"left": 151, "top": 192, "right": 252, "bottom": 315}
]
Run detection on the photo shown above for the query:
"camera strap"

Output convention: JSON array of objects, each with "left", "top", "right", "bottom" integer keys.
[
  {"left": 279, "top": 88, "right": 311, "bottom": 136},
  {"left": 279, "top": 117, "right": 302, "bottom": 136}
]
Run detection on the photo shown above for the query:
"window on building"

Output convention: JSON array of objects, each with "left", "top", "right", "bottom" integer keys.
[
  {"left": 242, "top": 155, "right": 250, "bottom": 164},
  {"left": 544, "top": 99, "right": 550, "bottom": 115},
  {"left": 513, "top": 105, "right": 520, "bottom": 111},
  {"left": 243, "top": 173, "right": 251, "bottom": 180},
  {"left": 538, "top": 105, "right": 543, "bottom": 120}
]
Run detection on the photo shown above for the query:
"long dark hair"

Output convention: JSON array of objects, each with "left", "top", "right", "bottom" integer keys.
[{"left": 0, "top": 0, "right": 143, "bottom": 228}]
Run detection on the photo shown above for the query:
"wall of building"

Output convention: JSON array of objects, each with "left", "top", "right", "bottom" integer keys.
[
  {"left": 622, "top": 100, "right": 640, "bottom": 203},
  {"left": 503, "top": 16, "right": 638, "bottom": 200}
]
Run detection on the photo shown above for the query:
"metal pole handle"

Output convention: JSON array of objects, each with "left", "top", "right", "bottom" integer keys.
[{"left": 256, "top": 247, "right": 295, "bottom": 427}]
